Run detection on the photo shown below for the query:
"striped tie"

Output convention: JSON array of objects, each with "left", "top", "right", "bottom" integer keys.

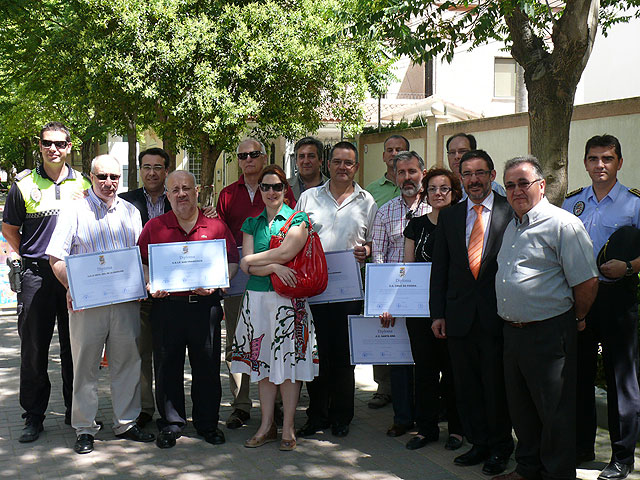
[{"left": 468, "top": 204, "right": 484, "bottom": 279}]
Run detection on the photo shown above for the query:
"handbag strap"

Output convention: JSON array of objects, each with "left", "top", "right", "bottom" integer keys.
[{"left": 276, "top": 210, "right": 313, "bottom": 237}]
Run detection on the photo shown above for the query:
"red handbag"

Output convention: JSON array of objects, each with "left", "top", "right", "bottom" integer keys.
[{"left": 269, "top": 211, "right": 328, "bottom": 298}]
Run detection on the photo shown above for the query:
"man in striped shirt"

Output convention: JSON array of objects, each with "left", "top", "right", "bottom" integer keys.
[{"left": 47, "top": 155, "right": 155, "bottom": 454}]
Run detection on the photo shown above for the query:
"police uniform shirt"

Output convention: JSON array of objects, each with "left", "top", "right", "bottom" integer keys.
[
  {"left": 562, "top": 181, "right": 640, "bottom": 280},
  {"left": 2, "top": 164, "right": 91, "bottom": 260}
]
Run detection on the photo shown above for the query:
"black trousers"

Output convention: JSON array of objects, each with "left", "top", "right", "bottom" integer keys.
[
  {"left": 305, "top": 301, "right": 362, "bottom": 425},
  {"left": 504, "top": 310, "right": 576, "bottom": 480},
  {"left": 17, "top": 260, "right": 73, "bottom": 423},
  {"left": 406, "top": 317, "right": 462, "bottom": 437},
  {"left": 576, "top": 281, "right": 640, "bottom": 464},
  {"left": 151, "top": 296, "right": 223, "bottom": 434},
  {"left": 447, "top": 321, "right": 513, "bottom": 456}
]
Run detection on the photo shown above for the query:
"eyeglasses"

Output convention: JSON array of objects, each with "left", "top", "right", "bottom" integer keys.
[
  {"left": 330, "top": 159, "right": 356, "bottom": 168},
  {"left": 460, "top": 170, "right": 491, "bottom": 179},
  {"left": 93, "top": 173, "right": 121, "bottom": 181},
  {"left": 447, "top": 148, "right": 469, "bottom": 156},
  {"left": 504, "top": 179, "right": 542, "bottom": 192},
  {"left": 427, "top": 186, "right": 452, "bottom": 194},
  {"left": 237, "top": 151, "right": 263, "bottom": 160},
  {"left": 41, "top": 139, "right": 69, "bottom": 149},
  {"left": 141, "top": 165, "right": 166, "bottom": 172},
  {"left": 259, "top": 182, "right": 284, "bottom": 192}
]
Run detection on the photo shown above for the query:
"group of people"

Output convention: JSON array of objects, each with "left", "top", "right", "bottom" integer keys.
[{"left": 4, "top": 122, "right": 640, "bottom": 480}]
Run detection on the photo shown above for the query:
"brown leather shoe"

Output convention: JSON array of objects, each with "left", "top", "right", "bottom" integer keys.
[
  {"left": 279, "top": 438, "right": 297, "bottom": 451},
  {"left": 244, "top": 423, "right": 277, "bottom": 448},
  {"left": 492, "top": 471, "right": 529, "bottom": 480},
  {"left": 226, "top": 409, "right": 250, "bottom": 430},
  {"left": 386, "top": 423, "right": 414, "bottom": 437}
]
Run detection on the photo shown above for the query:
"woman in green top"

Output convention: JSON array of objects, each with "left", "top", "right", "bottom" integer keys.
[{"left": 231, "top": 165, "right": 318, "bottom": 451}]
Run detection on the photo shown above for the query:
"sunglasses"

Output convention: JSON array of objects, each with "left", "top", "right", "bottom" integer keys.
[
  {"left": 237, "top": 151, "right": 262, "bottom": 160},
  {"left": 41, "top": 139, "right": 69, "bottom": 149},
  {"left": 259, "top": 182, "right": 284, "bottom": 192},
  {"left": 94, "top": 173, "right": 121, "bottom": 181}
]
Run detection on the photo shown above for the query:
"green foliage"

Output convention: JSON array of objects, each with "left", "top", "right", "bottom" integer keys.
[{"left": 361, "top": 115, "right": 428, "bottom": 135}]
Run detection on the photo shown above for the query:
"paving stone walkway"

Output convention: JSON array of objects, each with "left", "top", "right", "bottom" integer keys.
[{"left": 0, "top": 312, "right": 636, "bottom": 479}]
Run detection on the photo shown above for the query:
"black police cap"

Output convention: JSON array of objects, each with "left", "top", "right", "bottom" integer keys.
[{"left": 597, "top": 226, "right": 640, "bottom": 280}]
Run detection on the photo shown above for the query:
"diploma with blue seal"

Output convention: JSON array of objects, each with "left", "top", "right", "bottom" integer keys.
[
  {"left": 364, "top": 263, "right": 431, "bottom": 317},
  {"left": 149, "top": 239, "right": 230, "bottom": 293},
  {"left": 348, "top": 315, "right": 415, "bottom": 365},
  {"left": 66, "top": 246, "right": 147, "bottom": 310}
]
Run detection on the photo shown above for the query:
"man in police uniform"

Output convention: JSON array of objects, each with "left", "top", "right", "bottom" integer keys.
[
  {"left": 2, "top": 121, "right": 91, "bottom": 443},
  {"left": 562, "top": 134, "right": 640, "bottom": 480}
]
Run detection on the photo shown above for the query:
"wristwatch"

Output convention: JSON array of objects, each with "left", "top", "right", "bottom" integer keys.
[
  {"left": 576, "top": 317, "right": 585, "bottom": 323},
  {"left": 626, "top": 261, "right": 634, "bottom": 277}
]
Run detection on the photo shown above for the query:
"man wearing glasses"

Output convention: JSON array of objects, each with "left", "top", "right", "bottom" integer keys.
[
  {"left": 446, "top": 133, "right": 505, "bottom": 199},
  {"left": 371, "top": 151, "right": 430, "bottom": 439},
  {"left": 430, "top": 150, "right": 514, "bottom": 475},
  {"left": 216, "top": 138, "right": 295, "bottom": 429},
  {"left": 495, "top": 156, "right": 598, "bottom": 480},
  {"left": 119, "top": 147, "right": 172, "bottom": 429},
  {"left": 2, "top": 121, "right": 91, "bottom": 443},
  {"left": 48, "top": 155, "right": 155, "bottom": 454},
  {"left": 296, "top": 141, "right": 377, "bottom": 438}
]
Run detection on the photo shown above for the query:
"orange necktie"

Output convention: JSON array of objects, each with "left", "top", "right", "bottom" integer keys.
[{"left": 468, "top": 204, "right": 484, "bottom": 279}]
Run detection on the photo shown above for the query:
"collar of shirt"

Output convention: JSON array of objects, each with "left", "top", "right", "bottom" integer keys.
[
  {"left": 257, "top": 203, "right": 290, "bottom": 223},
  {"left": 377, "top": 174, "right": 395, "bottom": 186},
  {"left": 164, "top": 208, "right": 208, "bottom": 235},
  {"left": 321, "top": 180, "right": 367, "bottom": 207},
  {"left": 586, "top": 180, "right": 622, "bottom": 205},
  {"left": 516, "top": 196, "right": 549, "bottom": 227},
  {"left": 36, "top": 163, "right": 77, "bottom": 184},
  {"left": 238, "top": 174, "right": 258, "bottom": 201},
  {"left": 87, "top": 186, "right": 120, "bottom": 212},
  {"left": 466, "top": 191, "right": 494, "bottom": 215},
  {"left": 143, "top": 186, "right": 167, "bottom": 202}
]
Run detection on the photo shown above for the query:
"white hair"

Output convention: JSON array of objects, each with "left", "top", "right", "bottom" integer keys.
[
  {"left": 90, "top": 154, "right": 120, "bottom": 173},
  {"left": 237, "top": 138, "right": 266, "bottom": 154}
]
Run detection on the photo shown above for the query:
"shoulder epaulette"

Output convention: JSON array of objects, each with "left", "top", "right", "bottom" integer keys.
[
  {"left": 629, "top": 188, "right": 640, "bottom": 198},
  {"left": 565, "top": 187, "right": 584, "bottom": 199},
  {"left": 14, "top": 169, "right": 32, "bottom": 182}
]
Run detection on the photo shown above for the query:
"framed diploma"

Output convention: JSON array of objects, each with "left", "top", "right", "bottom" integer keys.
[
  {"left": 348, "top": 315, "right": 415, "bottom": 365},
  {"left": 364, "top": 263, "right": 430, "bottom": 317},
  {"left": 308, "top": 250, "right": 363, "bottom": 305},
  {"left": 66, "top": 247, "right": 147, "bottom": 310},
  {"left": 149, "top": 239, "right": 230, "bottom": 293},
  {"left": 225, "top": 246, "right": 249, "bottom": 297}
]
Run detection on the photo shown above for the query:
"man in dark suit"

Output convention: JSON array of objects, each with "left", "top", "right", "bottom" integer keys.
[
  {"left": 430, "top": 149, "right": 514, "bottom": 475},
  {"left": 119, "top": 147, "right": 171, "bottom": 427}
]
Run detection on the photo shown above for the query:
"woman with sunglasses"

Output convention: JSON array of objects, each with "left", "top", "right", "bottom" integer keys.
[
  {"left": 231, "top": 165, "right": 318, "bottom": 451},
  {"left": 402, "top": 167, "right": 465, "bottom": 451}
]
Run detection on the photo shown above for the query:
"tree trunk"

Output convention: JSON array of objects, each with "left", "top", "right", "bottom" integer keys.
[
  {"left": 80, "top": 139, "right": 93, "bottom": 175},
  {"left": 199, "top": 133, "right": 221, "bottom": 207},
  {"left": 127, "top": 118, "right": 138, "bottom": 190},
  {"left": 21, "top": 138, "right": 35, "bottom": 170},
  {"left": 163, "top": 126, "right": 178, "bottom": 172}
]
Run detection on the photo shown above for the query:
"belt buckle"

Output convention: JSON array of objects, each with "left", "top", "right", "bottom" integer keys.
[{"left": 188, "top": 295, "right": 198, "bottom": 304}]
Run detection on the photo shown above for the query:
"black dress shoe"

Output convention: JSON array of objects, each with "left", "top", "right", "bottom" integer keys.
[
  {"left": 74, "top": 434, "right": 94, "bottom": 454},
  {"left": 156, "top": 431, "right": 179, "bottom": 449},
  {"left": 201, "top": 428, "right": 225, "bottom": 445},
  {"left": 297, "top": 421, "right": 329, "bottom": 437},
  {"left": 406, "top": 433, "right": 438, "bottom": 450},
  {"left": 226, "top": 409, "right": 250, "bottom": 430},
  {"left": 386, "top": 423, "right": 414, "bottom": 437},
  {"left": 331, "top": 423, "right": 349, "bottom": 437},
  {"left": 116, "top": 425, "right": 155, "bottom": 442},
  {"left": 18, "top": 422, "right": 43, "bottom": 443},
  {"left": 454, "top": 445, "right": 491, "bottom": 466},
  {"left": 445, "top": 435, "right": 463, "bottom": 451},
  {"left": 598, "top": 461, "right": 633, "bottom": 480},
  {"left": 136, "top": 412, "right": 153, "bottom": 428},
  {"left": 482, "top": 454, "right": 509, "bottom": 475}
]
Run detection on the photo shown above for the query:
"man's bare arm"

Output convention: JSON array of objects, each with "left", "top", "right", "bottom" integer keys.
[
  {"left": 573, "top": 277, "right": 598, "bottom": 331},
  {"left": 49, "top": 255, "right": 69, "bottom": 288},
  {"left": 2, "top": 223, "right": 21, "bottom": 254}
]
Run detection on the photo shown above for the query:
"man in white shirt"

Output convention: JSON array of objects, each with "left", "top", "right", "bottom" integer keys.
[{"left": 296, "top": 141, "right": 377, "bottom": 438}]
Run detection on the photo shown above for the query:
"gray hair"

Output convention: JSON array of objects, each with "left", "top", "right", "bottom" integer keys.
[
  {"left": 503, "top": 155, "right": 544, "bottom": 182},
  {"left": 90, "top": 154, "right": 120, "bottom": 173},
  {"left": 393, "top": 151, "right": 425, "bottom": 171},
  {"left": 237, "top": 138, "right": 266, "bottom": 154},
  {"left": 167, "top": 170, "right": 197, "bottom": 187}
]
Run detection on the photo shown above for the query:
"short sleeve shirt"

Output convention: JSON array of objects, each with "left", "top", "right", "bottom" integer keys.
[
  {"left": 365, "top": 175, "right": 400, "bottom": 208},
  {"left": 241, "top": 203, "right": 307, "bottom": 292},
  {"left": 404, "top": 214, "right": 437, "bottom": 263}
]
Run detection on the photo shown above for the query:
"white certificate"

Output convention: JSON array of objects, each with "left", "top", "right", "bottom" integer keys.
[
  {"left": 364, "top": 263, "right": 430, "bottom": 317},
  {"left": 149, "top": 239, "right": 230, "bottom": 293},
  {"left": 225, "top": 246, "right": 249, "bottom": 297},
  {"left": 66, "top": 247, "right": 147, "bottom": 310},
  {"left": 348, "top": 315, "right": 414, "bottom": 365},
  {"left": 308, "top": 250, "right": 363, "bottom": 304}
]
